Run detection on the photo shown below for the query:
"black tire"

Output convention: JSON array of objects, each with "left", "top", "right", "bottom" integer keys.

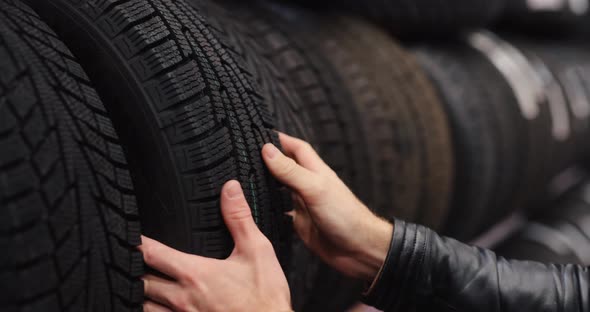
[
  {"left": 0, "top": 0, "right": 142, "bottom": 310},
  {"left": 182, "top": 1, "right": 314, "bottom": 309},
  {"left": 23, "top": 0, "right": 288, "bottom": 259},
  {"left": 260, "top": 3, "right": 454, "bottom": 309},
  {"left": 465, "top": 34, "right": 532, "bottom": 231},
  {"left": 413, "top": 44, "right": 500, "bottom": 240},
  {"left": 236, "top": 5, "right": 380, "bottom": 310},
  {"left": 508, "top": 37, "right": 590, "bottom": 177},
  {"left": 282, "top": 0, "right": 506, "bottom": 37},
  {"left": 413, "top": 34, "right": 572, "bottom": 239},
  {"left": 195, "top": 0, "right": 315, "bottom": 144},
  {"left": 210, "top": 3, "right": 380, "bottom": 310},
  {"left": 316, "top": 17, "right": 455, "bottom": 231}
]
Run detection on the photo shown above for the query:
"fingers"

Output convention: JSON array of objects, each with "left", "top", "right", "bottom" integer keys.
[
  {"left": 143, "top": 275, "right": 183, "bottom": 308},
  {"left": 277, "top": 132, "right": 327, "bottom": 172},
  {"left": 221, "top": 181, "right": 263, "bottom": 248},
  {"left": 143, "top": 300, "right": 173, "bottom": 312},
  {"left": 143, "top": 275, "right": 182, "bottom": 309},
  {"left": 144, "top": 275, "right": 195, "bottom": 312},
  {"left": 262, "top": 143, "right": 324, "bottom": 199},
  {"left": 139, "top": 236, "right": 200, "bottom": 281}
]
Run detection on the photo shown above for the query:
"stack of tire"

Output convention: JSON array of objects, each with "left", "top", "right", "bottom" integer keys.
[
  {"left": 411, "top": 32, "right": 590, "bottom": 240},
  {"left": 187, "top": 1, "right": 455, "bottom": 309},
  {"left": 0, "top": 0, "right": 288, "bottom": 310},
  {"left": 4, "top": 0, "right": 590, "bottom": 311},
  {"left": 0, "top": 0, "right": 456, "bottom": 310}
]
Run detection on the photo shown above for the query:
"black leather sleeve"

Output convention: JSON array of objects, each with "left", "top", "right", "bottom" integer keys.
[{"left": 362, "top": 219, "right": 590, "bottom": 312}]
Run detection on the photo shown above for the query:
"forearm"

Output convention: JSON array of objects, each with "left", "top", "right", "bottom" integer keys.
[{"left": 363, "top": 219, "right": 590, "bottom": 312}]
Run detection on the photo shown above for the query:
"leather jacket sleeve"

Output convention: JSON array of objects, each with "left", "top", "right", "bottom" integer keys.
[{"left": 362, "top": 219, "right": 590, "bottom": 312}]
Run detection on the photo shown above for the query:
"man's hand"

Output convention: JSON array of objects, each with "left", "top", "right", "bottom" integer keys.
[
  {"left": 139, "top": 180, "right": 291, "bottom": 312},
  {"left": 262, "top": 133, "right": 394, "bottom": 282}
]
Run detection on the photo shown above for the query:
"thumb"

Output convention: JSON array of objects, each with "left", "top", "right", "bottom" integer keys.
[{"left": 220, "top": 180, "right": 261, "bottom": 248}]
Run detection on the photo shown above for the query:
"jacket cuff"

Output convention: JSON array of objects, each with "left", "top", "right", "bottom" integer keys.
[{"left": 361, "top": 219, "right": 431, "bottom": 311}]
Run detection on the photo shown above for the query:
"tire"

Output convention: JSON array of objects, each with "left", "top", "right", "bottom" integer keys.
[
  {"left": 413, "top": 34, "right": 575, "bottom": 239},
  {"left": 207, "top": 2, "right": 381, "bottom": 310},
  {"left": 507, "top": 37, "right": 590, "bottom": 177},
  {"left": 182, "top": 1, "right": 314, "bottom": 309},
  {"left": 23, "top": 0, "right": 288, "bottom": 259},
  {"left": 465, "top": 34, "right": 534, "bottom": 231},
  {"left": 496, "top": 36, "right": 590, "bottom": 208},
  {"left": 282, "top": 0, "right": 506, "bottom": 37},
  {"left": 0, "top": 0, "right": 142, "bottom": 310},
  {"left": 495, "top": 182, "right": 590, "bottom": 265},
  {"left": 413, "top": 44, "right": 500, "bottom": 240},
  {"left": 320, "top": 17, "right": 454, "bottom": 231},
  {"left": 261, "top": 3, "right": 454, "bottom": 309}
]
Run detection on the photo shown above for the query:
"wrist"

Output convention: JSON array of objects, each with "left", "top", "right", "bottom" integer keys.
[{"left": 353, "top": 214, "right": 394, "bottom": 281}]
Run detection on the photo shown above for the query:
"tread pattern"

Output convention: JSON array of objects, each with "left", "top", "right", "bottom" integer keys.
[
  {"left": 184, "top": 2, "right": 313, "bottom": 308},
  {"left": 0, "top": 0, "right": 142, "bottom": 311},
  {"left": 258, "top": 3, "right": 453, "bottom": 309},
  {"left": 24, "top": 0, "right": 288, "bottom": 259},
  {"left": 206, "top": 2, "right": 374, "bottom": 310}
]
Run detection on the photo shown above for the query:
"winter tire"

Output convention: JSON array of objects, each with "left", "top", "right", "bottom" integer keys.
[{"left": 0, "top": 0, "right": 142, "bottom": 310}]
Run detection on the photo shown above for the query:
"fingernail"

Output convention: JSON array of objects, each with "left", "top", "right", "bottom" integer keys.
[
  {"left": 264, "top": 144, "right": 279, "bottom": 159},
  {"left": 226, "top": 180, "right": 243, "bottom": 199}
]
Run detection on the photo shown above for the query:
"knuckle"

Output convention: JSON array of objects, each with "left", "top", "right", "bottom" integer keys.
[
  {"left": 141, "top": 246, "right": 152, "bottom": 264},
  {"left": 254, "top": 236, "right": 274, "bottom": 251},
  {"left": 304, "top": 175, "right": 326, "bottom": 198},
  {"left": 177, "top": 270, "right": 193, "bottom": 283},
  {"left": 184, "top": 274, "right": 200, "bottom": 289},
  {"left": 171, "top": 294, "right": 192, "bottom": 312},
  {"left": 227, "top": 205, "right": 252, "bottom": 221},
  {"left": 300, "top": 141, "right": 313, "bottom": 153},
  {"left": 278, "top": 158, "right": 298, "bottom": 178}
]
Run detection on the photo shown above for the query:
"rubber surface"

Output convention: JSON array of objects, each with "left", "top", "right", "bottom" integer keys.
[
  {"left": 282, "top": 0, "right": 506, "bottom": 37},
  {"left": 414, "top": 44, "right": 500, "bottom": 240},
  {"left": 0, "top": 0, "right": 142, "bottom": 310},
  {"left": 217, "top": 2, "right": 378, "bottom": 310},
  {"left": 502, "top": 36, "right": 590, "bottom": 209},
  {"left": 510, "top": 37, "right": 590, "bottom": 175},
  {"left": 412, "top": 36, "right": 582, "bottom": 240},
  {"left": 318, "top": 17, "right": 454, "bottom": 230},
  {"left": 261, "top": 3, "right": 454, "bottom": 309},
  {"left": 182, "top": 1, "right": 314, "bottom": 309},
  {"left": 24, "top": 0, "right": 288, "bottom": 260},
  {"left": 467, "top": 37, "right": 531, "bottom": 232}
]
